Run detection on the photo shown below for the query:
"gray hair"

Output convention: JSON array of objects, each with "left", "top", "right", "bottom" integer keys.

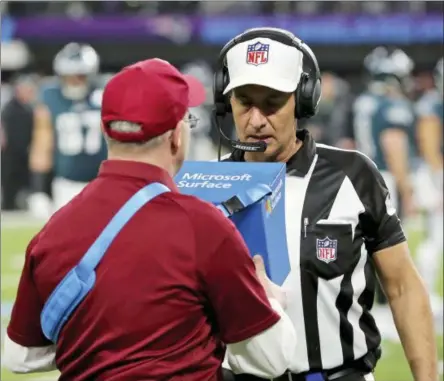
[{"left": 107, "top": 121, "right": 165, "bottom": 149}]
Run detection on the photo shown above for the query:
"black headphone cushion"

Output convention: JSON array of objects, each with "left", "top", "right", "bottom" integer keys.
[
  {"left": 213, "top": 67, "right": 226, "bottom": 116},
  {"left": 295, "top": 73, "right": 322, "bottom": 119},
  {"left": 213, "top": 66, "right": 233, "bottom": 116},
  {"left": 213, "top": 68, "right": 225, "bottom": 104}
]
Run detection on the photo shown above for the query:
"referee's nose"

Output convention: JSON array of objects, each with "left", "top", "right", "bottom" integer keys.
[{"left": 248, "top": 106, "right": 267, "bottom": 131}]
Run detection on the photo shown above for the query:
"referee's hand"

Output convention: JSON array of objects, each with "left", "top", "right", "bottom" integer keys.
[{"left": 253, "top": 255, "right": 287, "bottom": 310}]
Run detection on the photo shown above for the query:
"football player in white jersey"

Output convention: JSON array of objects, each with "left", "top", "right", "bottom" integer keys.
[{"left": 28, "top": 43, "right": 107, "bottom": 219}]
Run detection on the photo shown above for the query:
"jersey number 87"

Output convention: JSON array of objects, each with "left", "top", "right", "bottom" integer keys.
[{"left": 55, "top": 111, "right": 102, "bottom": 156}]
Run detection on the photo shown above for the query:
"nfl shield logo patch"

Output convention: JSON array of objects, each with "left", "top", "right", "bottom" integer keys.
[
  {"left": 246, "top": 42, "right": 269, "bottom": 66},
  {"left": 316, "top": 237, "right": 337, "bottom": 263}
]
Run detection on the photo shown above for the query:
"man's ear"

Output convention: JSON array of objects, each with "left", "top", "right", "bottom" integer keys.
[{"left": 170, "top": 122, "right": 182, "bottom": 153}]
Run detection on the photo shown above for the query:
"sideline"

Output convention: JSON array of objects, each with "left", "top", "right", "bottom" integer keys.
[{"left": 1, "top": 211, "right": 45, "bottom": 229}]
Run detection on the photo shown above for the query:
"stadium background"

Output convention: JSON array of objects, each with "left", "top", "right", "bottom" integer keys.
[{"left": 1, "top": 1, "right": 443, "bottom": 380}]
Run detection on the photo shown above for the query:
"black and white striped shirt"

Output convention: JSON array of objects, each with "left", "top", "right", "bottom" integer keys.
[{"left": 224, "top": 129, "right": 406, "bottom": 373}]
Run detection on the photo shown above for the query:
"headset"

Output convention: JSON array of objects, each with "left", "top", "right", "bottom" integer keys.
[{"left": 213, "top": 27, "right": 322, "bottom": 159}]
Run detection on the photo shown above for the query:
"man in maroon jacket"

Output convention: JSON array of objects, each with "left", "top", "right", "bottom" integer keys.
[{"left": 4, "top": 58, "right": 296, "bottom": 381}]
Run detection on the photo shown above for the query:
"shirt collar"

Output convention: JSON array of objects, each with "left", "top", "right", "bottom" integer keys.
[
  {"left": 99, "top": 160, "right": 179, "bottom": 191},
  {"left": 228, "top": 129, "right": 316, "bottom": 177}
]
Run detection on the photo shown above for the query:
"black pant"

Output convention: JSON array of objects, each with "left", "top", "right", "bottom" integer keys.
[{"left": 1, "top": 150, "right": 29, "bottom": 210}]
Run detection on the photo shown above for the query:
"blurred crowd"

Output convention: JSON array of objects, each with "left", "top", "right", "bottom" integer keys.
[{"left": 4, "top": 0, "right": 443, "bottom": 17}]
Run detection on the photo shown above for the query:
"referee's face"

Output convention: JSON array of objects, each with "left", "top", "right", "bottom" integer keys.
[{"left": 230, "top": 85, "right": 296, "bottom": 161}]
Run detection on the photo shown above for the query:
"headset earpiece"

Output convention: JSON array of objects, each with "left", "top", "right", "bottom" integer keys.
[
  {"left": 213, "top": 51, "right": 234, "bottom": 116},
  {"left": 213, "top": 66, "right": 227, "bottom": 116},
  {"left": 295, "top": 72, "right": 322, "bottom": 119}
]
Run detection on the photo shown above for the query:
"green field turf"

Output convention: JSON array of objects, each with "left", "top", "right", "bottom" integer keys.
[{"left": 1, "top": 219, "right": 442, "bottom": 381}]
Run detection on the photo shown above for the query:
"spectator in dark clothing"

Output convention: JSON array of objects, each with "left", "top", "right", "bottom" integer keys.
[{"left": 1, "top": 75, "right": 38, "bottom": 210}]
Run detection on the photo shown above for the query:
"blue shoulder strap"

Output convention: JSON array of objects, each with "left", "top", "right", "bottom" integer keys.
[
  {"left": 215, "top": 183, "right": 272, "bottom": 217},
  {"left": 40, "top": 182, "right": 170, "bottom": 343}
]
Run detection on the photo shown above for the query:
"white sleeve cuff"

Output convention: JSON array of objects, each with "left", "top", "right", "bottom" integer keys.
[
  {"left": 225, "top": 298, "right": 297, "bottom": 378},
  {"left": 3, "top": 334, "right": 57, "bottom": 374}
]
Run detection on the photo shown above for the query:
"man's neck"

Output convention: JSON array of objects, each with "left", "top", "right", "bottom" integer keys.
[
  {"left": 108, "top": 152, "right": 175, "bottom": 177},
  {"left": 244, "top": 139, "right": 303, "bottom": 163}
]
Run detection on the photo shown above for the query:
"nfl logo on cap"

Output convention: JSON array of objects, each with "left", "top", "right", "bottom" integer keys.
[{"left": 246, "top": 42, "right": 269, "bottom": 66}]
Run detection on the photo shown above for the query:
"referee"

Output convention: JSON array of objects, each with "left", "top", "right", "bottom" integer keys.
[{"left": 214, "top": 28, "right": 438, "bottom": 381}]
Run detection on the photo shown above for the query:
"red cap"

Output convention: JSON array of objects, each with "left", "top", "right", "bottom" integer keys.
[{"left": 101, "top": 58, "right": 206, "bottom": 142}]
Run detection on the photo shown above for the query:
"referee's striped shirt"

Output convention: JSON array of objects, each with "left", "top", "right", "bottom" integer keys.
[{"left": 223, "top": 129, "right": 406, "bottom": 373}]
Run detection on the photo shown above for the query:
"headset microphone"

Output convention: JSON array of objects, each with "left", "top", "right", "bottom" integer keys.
[
  {"left": 232, "top": 140, "right": 267, "bottom": 152},
  {"left": 213, "top": 113, "right": 266, "bottom": 161}
]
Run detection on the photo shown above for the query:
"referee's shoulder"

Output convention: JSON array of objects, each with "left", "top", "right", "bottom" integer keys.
[{"left": 316, "top": 143, "right": 380, "bottom": 181}]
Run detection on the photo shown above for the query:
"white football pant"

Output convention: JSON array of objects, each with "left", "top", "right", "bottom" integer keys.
[{"left": 413, "top": 164, "right": 443, "bottom": 294}]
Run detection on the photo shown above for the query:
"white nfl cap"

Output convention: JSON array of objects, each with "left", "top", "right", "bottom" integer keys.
[{"left": 223, "top": 37, "right": 304, "bottom": 95}]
